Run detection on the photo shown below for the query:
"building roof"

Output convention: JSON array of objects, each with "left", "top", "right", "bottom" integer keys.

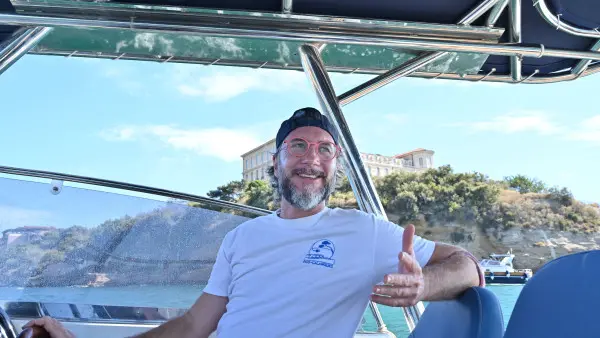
[
  {"left": 394, "top": 148, "right": 434, "bottom": 159},
  {"left": 240, "top": 138, "right": 276, "bottom": 158}
]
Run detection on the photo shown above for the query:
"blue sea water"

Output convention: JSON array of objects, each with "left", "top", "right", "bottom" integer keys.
[{"left": 0, "top": 284, "right": 522, "bottom": 337}]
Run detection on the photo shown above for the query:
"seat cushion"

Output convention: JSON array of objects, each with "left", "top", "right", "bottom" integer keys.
[
  {"left": 504, "top": 250, "right": 600, "bottom": 338},
  {"left": 408, "top": 287, "right": 504, "bottom": 338}
]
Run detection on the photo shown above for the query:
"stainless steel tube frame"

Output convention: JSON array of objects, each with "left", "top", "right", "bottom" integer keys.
[
  {"left": 0, "top": 165, "right": 270, "bottom": 216},
  {"left": 337, "top": 0, "right": 505, "bottom": 106},
  {"left": 486, "top": 0, "right": 509, "bottom": 26},
  {"left": 509, "top": 0, "right": 522, "bottom": 81},
  {"left": 533, "top": 0, "right": 600, "bottom": 38},
  {"left": 299, "top": 43, "right": 422, "bottom": 332},
  {"left": 282, "top": 0, "right": 292, "bottom": 14},
  {"left": 9, "top": 2, "right": 504, "bottom": 42},
  {"left": 0, "top": 26, "right": 51, "bottom": 75},
  {"left": 572, "top": 40, "right": 600, "bottom": 76},
  {"left": 338, "top": 51, "right": 447, "bottom": 106},
  {"left": 2, "top": 11, "right": 600, "bottom": 61},
  {"left": 458, "top": 0, "right": 501, "bottom": 25}
]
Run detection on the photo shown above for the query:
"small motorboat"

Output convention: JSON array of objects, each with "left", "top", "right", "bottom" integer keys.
[{"left": 480, "top": 250, "right": 533, "bottom": 285}]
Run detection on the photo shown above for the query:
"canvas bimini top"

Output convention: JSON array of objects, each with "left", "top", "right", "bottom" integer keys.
[{"left": 1, "top": 0, "right": 600, "bottom": 85}]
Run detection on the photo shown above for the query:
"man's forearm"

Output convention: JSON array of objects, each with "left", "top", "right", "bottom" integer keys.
[
  {"left": 130, "top": 313, "right": 210, "bottom": 338},
  {"left": 421, "top": 251, "right": 483, "bottom": 301}
]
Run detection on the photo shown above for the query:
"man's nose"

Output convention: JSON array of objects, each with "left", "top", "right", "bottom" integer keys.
[{"left": 302, "top": 144, "right": 321, "bottom": 163}]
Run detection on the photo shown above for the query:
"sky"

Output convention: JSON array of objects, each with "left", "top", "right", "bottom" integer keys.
[{"left": 0, "top": 54, "right": 599, "bottom": 231}]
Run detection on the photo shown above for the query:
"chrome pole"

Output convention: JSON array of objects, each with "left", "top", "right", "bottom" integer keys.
[
  {"left": 338, "top": 51, "right": 447, "bottom": 106},
  {"left": 486, "top": 0, "right": 509, "bottom": 26},
  {"left": 299, "top": 43, "right": 421, "bottom": 333},
  {"left": 282, "top": 0, "right": 292, "bottom": 14},
  {"left": 25, "top": 48, "right": 600, "bottom": 83},
  {"left": 0, "top": 26, "right": 51, "bottom": 76},
  {"left": 572, "top": 40, "right": 600, "bottom": 76},
  {"left": 509, "top": 0, "right": 522, "bottom": 82},
  {"left": 533, "top": 0, "right": 600, "bottom": 38},
  {"left": 458, "top": 0, "right": 501, "bottom": 25},
  {"left": 337, "top": 0, "right": 506, "bottom": 106},
  {"left": 7, "top": 3, "right": 506, "bottom": 42},
  {"left": 1, "top": 12, "right": 600, "bottom": 61}
]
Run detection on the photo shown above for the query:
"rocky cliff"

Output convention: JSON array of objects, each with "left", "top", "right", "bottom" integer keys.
[{"left": 412, "top": 223, "right": 600, "bottom": 271}]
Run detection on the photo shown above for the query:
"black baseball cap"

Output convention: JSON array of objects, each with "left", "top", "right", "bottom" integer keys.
[{"left": 275, "top": 107, "right": 339, "bottom": 149}]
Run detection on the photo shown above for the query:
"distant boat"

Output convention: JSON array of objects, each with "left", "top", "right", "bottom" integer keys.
[{"left": 480, "top": 249, "right": 533, "bottom": 285}]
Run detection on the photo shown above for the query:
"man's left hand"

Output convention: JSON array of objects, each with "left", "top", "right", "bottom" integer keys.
[{"left": 370, "top": 224, "right": 426, "bottom": 307}]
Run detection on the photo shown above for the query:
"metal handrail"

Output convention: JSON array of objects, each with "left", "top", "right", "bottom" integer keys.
[
  {"left": 533, "top": 0, "right": 600, "bottom": 39},
  {"left": 0, "top": 26, "right": 52, "bottom": 75},
  {"left": 3, "top": 10, "right": 600, "bottom": 61},
  {"left": 22, "top": 49, "right": 600, "bottom": 84},
  {"left": 0, "top": 165, "right": 270, "bottom": 216}
]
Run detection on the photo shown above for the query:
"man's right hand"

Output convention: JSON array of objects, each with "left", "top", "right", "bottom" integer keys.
[{"left": 22, "top": 317, "right": 75, "bottom": 338}]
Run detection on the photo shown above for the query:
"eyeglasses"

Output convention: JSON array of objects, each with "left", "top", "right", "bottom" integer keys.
[{"left": 283, "top": 137, "right": 341, "bottom": 160}]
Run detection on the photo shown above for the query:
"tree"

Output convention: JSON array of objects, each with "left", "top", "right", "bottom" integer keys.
[
  {"left": 503, "top": 175, "right": 547, "bottom": 194},
  {"left": 207, "top": 180, "right": 245, "bottom": 202},
  {"left": 243, "top": 180, "right": 275, "bottom": 210},
  {"left": 374, "top": 165, "right": 500, "bottom": 226}
]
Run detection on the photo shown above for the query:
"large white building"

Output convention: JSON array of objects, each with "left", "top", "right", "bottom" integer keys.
[
  {"left": 241, "top": 139, "right": 434, "bottom": 182},
  {"left": 241, "top": 139, "right": 277, "bottom": 182}
]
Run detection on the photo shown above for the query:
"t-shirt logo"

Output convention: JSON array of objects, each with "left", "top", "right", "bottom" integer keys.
[{"left": 303, "top": 239, "right": 336, "bottom": 268}]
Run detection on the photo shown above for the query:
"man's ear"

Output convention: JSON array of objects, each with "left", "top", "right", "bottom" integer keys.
[{"left": 272, "top": 154, "right": 278, "bottom": 178}]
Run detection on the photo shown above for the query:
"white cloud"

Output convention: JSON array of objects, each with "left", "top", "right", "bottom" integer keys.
[
  {"left": 99, "top": 124, "right": 274, "bottom": 162},
  {"left": 450, "top": 110, "right": 562, "bottom": 135},
  {"left": 566, "top": 115, "right": 600, "bottom": 145},
  {"left": 170, "top": 66, "right": 308, "bottom": 101}
]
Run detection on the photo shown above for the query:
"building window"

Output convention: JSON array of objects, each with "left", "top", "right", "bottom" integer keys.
[
  {"left": 419, "top": 158, "right": 424, "bottom": 167},
  {"left": 385, "top": 168, "right": 389, "bottom": 175},
  {"left": 246, "top": 159, "right": 249, "bottom": 169},
  {"left": 376, "top": 167, "right": 380, "bottom": 176}
]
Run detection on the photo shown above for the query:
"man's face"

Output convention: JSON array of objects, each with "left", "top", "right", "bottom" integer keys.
[{"left": 274, "top": 126, "right": 338, "bottom": 210}]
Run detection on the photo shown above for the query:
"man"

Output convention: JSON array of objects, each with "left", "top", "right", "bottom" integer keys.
[{"left": 134, "top": 107, "right": 484, "bottom": 338}]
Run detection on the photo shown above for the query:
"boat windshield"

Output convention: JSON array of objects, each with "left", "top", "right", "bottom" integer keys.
[{"left": 0, "top": 50, "right": 599, "bottom": 337}]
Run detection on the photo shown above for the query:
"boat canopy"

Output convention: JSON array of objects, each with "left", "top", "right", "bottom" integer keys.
[{"left": 1, "top": 0, "right": 600, "bottom": 84}]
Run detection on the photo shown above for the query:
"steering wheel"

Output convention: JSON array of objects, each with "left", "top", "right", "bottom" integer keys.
[
  {"left": 0, "top": 307, "right": 18, "bottom": 338},
  {"left": 0, "top": 307, "right": 50, "bottom": 338},
  {"left": 16, "top": 327, "right": 50, "bottom": 338}
]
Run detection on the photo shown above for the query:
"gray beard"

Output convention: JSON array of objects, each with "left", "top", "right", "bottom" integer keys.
[{"left": 278, "top": 169, "right": 336, "bottom": 211}]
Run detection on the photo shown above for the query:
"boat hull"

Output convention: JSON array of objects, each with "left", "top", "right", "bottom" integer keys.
[{"left": 484, "top": 271, "right": 531, "bottom": 285}]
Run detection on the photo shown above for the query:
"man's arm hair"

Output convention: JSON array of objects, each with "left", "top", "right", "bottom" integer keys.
[
  {"left": 131, "top": 293, "right": 228, "bottom": 338},
  {"left": 421, "top": 243, "right": 483, "bottom": 301}
]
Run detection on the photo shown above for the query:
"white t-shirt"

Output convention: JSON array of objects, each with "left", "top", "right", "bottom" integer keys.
[{"left": 203, "top": 207, "right": 435, "bottom": 338}]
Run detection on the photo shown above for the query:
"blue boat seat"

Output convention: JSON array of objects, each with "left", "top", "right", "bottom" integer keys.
[
  {"left": 503, "top": 250, "right": 600, "bottom": 338},
  {"left": 407, "top": 287, "right": 504, "bottom": 338}
]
